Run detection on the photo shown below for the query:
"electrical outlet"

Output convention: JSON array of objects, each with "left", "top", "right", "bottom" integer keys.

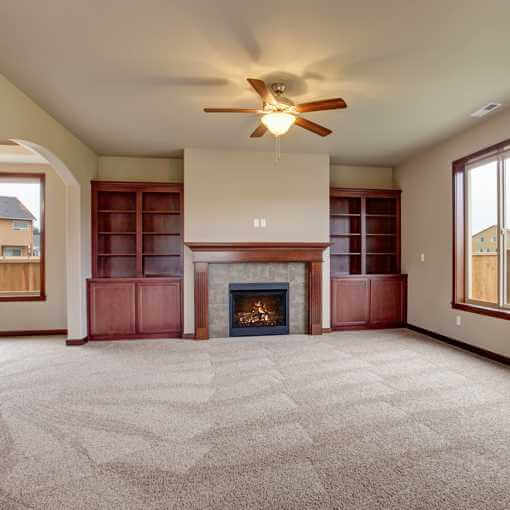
[
  {"left": 456, "top": 315, "right": 461, "bottom": 327},
  {"left": 260, "top": 218, "right": 267, "bottom": 228},
  {"left": 420, "top": 253, "right": 425, "bottom": 262},
  {"left": 253, "top": 218, "right": 260, "bottom": 228}
]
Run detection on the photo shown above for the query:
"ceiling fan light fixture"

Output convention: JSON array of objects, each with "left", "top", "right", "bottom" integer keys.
[
  {"left": 204, "top": 78, "right": 344, "bottom": 138},
  {"left": 261, "top": 112, "right": 295, "bottom": 137}
]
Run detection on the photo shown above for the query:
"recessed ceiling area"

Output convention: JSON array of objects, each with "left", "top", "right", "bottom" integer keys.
[{"left": 0, "top": 1, "right": 509, "bottom": 165}]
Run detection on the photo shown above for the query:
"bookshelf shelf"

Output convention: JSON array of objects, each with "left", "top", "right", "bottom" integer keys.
[
  {"left": 92, "top": 183, "right": 183, "bottom": 278},
  {"left": 330, "top": 190, "right": 401, "bottom": 276},
  {"left": 142, "top": 210, "right": 181, "bottom": 214}
]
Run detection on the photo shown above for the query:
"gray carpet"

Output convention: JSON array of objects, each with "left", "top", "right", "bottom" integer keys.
[{"left": 1, "top": 329, "right": 509, "bottom": 509}]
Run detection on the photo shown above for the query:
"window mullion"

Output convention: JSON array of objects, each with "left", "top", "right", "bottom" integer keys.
[
  {"left": 502, "top": 157, "right": 508, "bottom": 308},
  {"left": 464, "top": 169, "right": 472, "bottom": 300},
  {"left": 498, "top": 156, "right": 505, "bottom": 308}
]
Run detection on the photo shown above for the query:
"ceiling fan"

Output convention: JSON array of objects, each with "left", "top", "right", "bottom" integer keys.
[{"left": 204, "top": 78, "right": 347, "bottom": 138}]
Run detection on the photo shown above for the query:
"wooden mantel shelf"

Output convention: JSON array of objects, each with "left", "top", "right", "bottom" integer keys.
[
  {"left": 185, "top": 242, "right": 330, "bottom": 340},
  {"left": 185, "top": 242, "right": 331, "bottom": 263}
]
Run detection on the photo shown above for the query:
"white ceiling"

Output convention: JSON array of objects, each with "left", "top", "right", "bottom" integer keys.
[{"left": 1, "top": 1, "right": 510, "bottom": 165}]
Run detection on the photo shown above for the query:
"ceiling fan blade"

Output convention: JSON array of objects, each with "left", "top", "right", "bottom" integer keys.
[
  {"left": 296, "top": 98, "right": 347, "bottom": 113},
  {"left": 250, "top": 123, "right": 268, "bottom": 138},
  {"left": 295, "top": 117, "right": 332, "bottom": 137},
  {"left": 247, "top": 78, "right": 276, "bottom": 105},
  {"left": 204, "top": 108, "right": 261, "bottom": 113}
]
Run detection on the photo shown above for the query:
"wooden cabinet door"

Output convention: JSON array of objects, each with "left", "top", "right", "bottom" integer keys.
[
  {"left": 331, "top": 278, "right": 370, "bottom": 328},
  {"left": 369, "top": 277, "right": 404, "bottom": 326},
  {"left": 136, "top": 280, "right": 181, "bottom": 334},
  {"left": 89, "top": 281, "right": 136, "bottom": 337}
]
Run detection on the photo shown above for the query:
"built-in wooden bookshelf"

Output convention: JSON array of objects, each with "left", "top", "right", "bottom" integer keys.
[
  {"left": 330, "top": 189, "right": 401, "bottom": 276},
  {"left": 92, "top": 182, "right": 183, "bottom": 278},
  {"left": 88, "top": 181, "right": 183, "bottom": 340},
  {"left": 329, "top": 188, "right": 406, "bottom": 330}
]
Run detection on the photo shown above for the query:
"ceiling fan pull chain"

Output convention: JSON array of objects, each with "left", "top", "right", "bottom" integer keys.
[{"left": 274, "top": 136, "right": 281, "bottom": 164}]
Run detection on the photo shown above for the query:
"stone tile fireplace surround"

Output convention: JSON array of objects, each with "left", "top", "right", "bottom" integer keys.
[
  {"left": 185, "top": 243, "right": 329, "bottom": 340},
  {"left": 209, "top": 263, "right": 306, "bottom": 338}
]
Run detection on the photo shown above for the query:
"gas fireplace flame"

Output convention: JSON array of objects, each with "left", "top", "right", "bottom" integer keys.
[{"left": 236, "top": 300, "right": 278, "bottom": 327}]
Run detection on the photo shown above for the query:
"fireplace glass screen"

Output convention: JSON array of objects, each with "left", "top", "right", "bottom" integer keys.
[{"left": 229, "top": 283, "right": 289, "bottom": 337}]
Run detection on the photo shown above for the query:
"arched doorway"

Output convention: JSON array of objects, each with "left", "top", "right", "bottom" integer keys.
[{"left": 4, "top": 139, "right": 87, "bottom": 342}]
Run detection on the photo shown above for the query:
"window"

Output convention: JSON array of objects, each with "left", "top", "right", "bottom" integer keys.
[
  {"left": 3, "top": 246, "right": 23, "bottom": 257},
  {"left": 0, "top": 173, "right": 45, "bottom": 301},
  {"left": 12, "top": 220, "right": 29, "bottom": 231},
  {"left": 466, "top": 159, "right": 498, "bottom": 304},
  {"left": 453, "top": 139, "right": 510, "bottom": 318}
]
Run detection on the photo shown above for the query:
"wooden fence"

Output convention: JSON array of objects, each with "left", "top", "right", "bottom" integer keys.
[
  {"left": 471, "top": 254, "right": 497, "bottom": 303},
  {"left": 0, "top": 257, "right": 40, "bottom": 293}
]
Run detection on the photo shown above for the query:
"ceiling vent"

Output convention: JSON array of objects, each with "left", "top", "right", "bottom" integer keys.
[{"left": 470, "top": 102, "right": 502, "bottom": 118}]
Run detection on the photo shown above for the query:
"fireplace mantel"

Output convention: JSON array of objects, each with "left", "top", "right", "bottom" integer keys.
[
  {"left": 185, "top": 242, "right": 330, "bottom": 339},
  {"left": 185, "top": 242, "right": 330, "bottom": 263}
]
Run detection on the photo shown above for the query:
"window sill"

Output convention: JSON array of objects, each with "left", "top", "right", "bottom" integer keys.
[
  {"left": 452, "top": 301, "right": 510, "bottom": 320},
  {"left": 0, "top": 294, "right": 46, "bottom": 302}
]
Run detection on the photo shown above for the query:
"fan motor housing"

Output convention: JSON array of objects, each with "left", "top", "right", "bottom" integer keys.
[
  {"left": 271, "top": 82, "right": 286, "bottom": 95},
  {"left": 269, "top": 82, "right": 295, "bottom": 109}
]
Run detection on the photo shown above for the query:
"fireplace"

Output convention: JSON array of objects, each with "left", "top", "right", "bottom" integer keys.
[{"left": 229, "top": 282, "right": 289, "bottom": 337}]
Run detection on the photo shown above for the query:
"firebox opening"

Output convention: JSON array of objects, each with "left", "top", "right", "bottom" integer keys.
[{"left": 229, "top": 282, "right": 289, "bottom": 337}]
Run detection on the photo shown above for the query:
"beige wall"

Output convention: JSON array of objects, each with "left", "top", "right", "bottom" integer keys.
[
  {"left": 99, "top": 157, "right": 391, "bottom": 190},
  {"left": 184, "top": 149, "right": 330, "bottom": 334},
  {"left": 98, "top": 156, "right": 183, "bottom": 182},
  {"left": 331, "top": 165, "right": 394, "bottom": 189},
  {"left": 394, "top": 108, "right": 510, "bottom": 358},
  {"left": 185, "top": 150, "right": 330, "bottom": 242},
  {"left": 0, "top": 73, "right": 98, "bottom": 339},
  {"left": 0, "top": 164, "right": 67, "bottom": 331}
]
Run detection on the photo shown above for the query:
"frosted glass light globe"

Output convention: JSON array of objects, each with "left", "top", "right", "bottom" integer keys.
[{"left": 261, "top": 112, "right": 296, "bottom": 136}]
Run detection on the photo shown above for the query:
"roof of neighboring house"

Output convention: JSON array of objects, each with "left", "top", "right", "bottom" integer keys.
[
  {"left": 472, "top": 225, "right": 510, "bottom": 239},
  {"left": 473, "top": 225, "right": 497, "bottom": 237},
  {"left": 0, "top": 196, "right": 36, "bottom": 221}
]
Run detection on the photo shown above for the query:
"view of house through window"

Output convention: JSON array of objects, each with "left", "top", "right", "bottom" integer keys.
[
  {"left": 467, "top": 159, "right": 498, "bottom": 304},
  {"left": 465, "top": 153, "right": 510, "bottom": 308},
  {"left": 0, "top": 173, "right": 44, "bottom": 300}
]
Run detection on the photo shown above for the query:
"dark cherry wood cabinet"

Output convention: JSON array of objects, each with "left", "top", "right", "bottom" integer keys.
[
  {"left": 331, "top": 274, "right": 407, "bottom": 330},
  {"left": 331, "top": 278, "right": 370, "bottom": 328},
  {"left": 89, "top": 280, "right": 136, "bottom": 337},
  {"left": 136, "top": 279, "right": 181, "bottom": 335},
  {"left": 88, "top": 181, "right": 183, "bottom": 340},
  {"left": 88, "top": 278, "right": 182, "bottom": 340},
  {"left": 330, "top": 188, "right": 407, "bottom": 330},
  {"left": 369, "top": 275, "right": 406, "bottom": 326}
]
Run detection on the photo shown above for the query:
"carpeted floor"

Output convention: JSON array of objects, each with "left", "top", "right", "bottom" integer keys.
[{"left": 1, "top": 329, "right": 509, "bottom": 509}]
